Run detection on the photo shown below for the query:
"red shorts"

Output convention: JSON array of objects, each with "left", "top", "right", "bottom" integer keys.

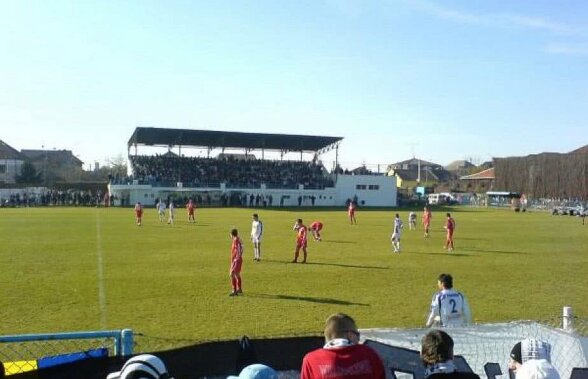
[
  {"left": 188, "top": 209, "right": 194, "bottom": 216},
  {"left": 348, "top": 210, "right": 355, "bottom": 217},
  {"left": 446, "top": 229, "right": 454, "bottom": 238},
  {"left": 230, "top": 258, "right": 242, "bottom": 274},
  {"left": 296, "top": 240, "right": 308, "bottom": 249},
  {"left": 135, "top": 211, "right": 142, "bottom": 217}
]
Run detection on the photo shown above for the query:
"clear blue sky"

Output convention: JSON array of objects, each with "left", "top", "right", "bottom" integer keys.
[{"left": 1, "top": 0, "right": 587, "bottom": 170}]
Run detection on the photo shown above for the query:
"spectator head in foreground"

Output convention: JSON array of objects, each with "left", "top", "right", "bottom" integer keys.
[
  {"left": 227, "top": 363, "right": 278, "bottom": 379},
  {"left": 421, "top": 330, "right": 480, "bottom": 379},
  {"left": 301, "top": 312, "right": 385, "bottom": 379},
  {"left": 509, "top": 339, "right": 559, "bottom": 379},
  {"left": 106, "top": 354, "right": 172, "bottom": 379},
  {"left": 324, "top": 312, "right": 361, "bottom": 345}
]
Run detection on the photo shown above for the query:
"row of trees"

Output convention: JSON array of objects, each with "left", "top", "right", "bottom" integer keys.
[
  {"left": 494, "top": 153, "right": 588, "bottom": 199},
  {"left": 16, "top": 155, "right": 128, "bottom": 186}
]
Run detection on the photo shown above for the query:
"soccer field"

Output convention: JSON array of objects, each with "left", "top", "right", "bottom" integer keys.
[{"left": 1, "top": 206, "right": 587, "bottom": 348}]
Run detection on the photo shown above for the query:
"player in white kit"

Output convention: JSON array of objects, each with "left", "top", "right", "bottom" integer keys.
[
  {"left": 390, "top": 213, "right": 403, "bottom": 253},
  {"left": 157, "top": 200, "right": 166, "bottom": 222},
  {"left": 251, "top": 213, "right": 263, "bottom": 261},
  {"left": 426, "top": 273, "right": 472, "bottom": 328},
  {"left": 167, "top": 201, "right": 175, "bottom": 225}
]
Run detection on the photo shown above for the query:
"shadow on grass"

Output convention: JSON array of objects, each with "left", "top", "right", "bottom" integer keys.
[
  {"left": 467, "top": 248, "right": 528, "bottom": 255},
  {"left": 301, "top": 261, "right": 389, "bottom": 270},
  {"left": 416, "top": 252, "right": 472, "bottom": 257},
  {"left": 249, "top": 293, "right": 370, "bottom": 306},
  {"left": 261, "top": 259, "right": 388, "bottom": 270}
]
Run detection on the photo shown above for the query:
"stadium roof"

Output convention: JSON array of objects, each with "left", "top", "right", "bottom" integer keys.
[
  {"left": 460, "top": 167, "right": 495, "bottom": 180},
  {"left": 0, "top": 140, "right": 25, "bottom": 160},
  {"left": 128, "top": 127, "right": 343, "bottom": 153}
]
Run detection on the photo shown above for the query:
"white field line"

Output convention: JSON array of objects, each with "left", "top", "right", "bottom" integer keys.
[{"left": 96, "top": 210, "right": 107, "bottom": 328}]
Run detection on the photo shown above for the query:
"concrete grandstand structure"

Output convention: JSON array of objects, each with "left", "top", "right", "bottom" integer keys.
[{"left": 109, "top": 127, "right": 397, "bottom": 207}]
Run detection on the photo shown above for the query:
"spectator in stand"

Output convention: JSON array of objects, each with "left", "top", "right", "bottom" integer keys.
[
  {"left": 509, "top": 339, "right": 560, "bottom": 379},
  {"left": 421, "top": 330, "right": 480, "bottom": 379},
  {"left": 301, "top": 313, "right": 385, "bottom": 379}
]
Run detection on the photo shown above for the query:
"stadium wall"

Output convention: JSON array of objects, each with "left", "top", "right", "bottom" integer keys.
[{"left": 108, "top": 174, "right": 397, "bottom": 207}]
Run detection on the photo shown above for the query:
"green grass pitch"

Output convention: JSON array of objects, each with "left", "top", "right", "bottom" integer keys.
[{"left": 1, "top": 206, "right": 587, "bottom": 347}]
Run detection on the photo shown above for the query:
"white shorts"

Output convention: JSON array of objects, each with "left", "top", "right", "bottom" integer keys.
[
  {"left": 252, "top": 236, "right": 262, "bottom": 244},
  {"left": 391, "top": 233, "right": 401, "bottom": 242}
]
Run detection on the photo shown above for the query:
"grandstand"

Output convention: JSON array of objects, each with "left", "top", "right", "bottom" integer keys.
[{"left": 110, "top": 127, "right": 398, "bottom": 207}]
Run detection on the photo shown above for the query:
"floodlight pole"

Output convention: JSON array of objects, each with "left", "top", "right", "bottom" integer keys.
[{"left": 335, "top": 143, "right": 339, "bottom": 183}]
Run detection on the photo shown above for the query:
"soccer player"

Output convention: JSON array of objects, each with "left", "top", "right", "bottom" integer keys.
[
  {"left": 167, "top": 200, "right": 175, "bottom": 225},
  {"left": 292, "top": 218, "right": 308, "bottom": 263},
  {"left": 186, "top": 198, "right": 196, "bottom": 223},
  {"left": 409, "top": 211, "right": 417, "bottom": 230},
  {"left": 134, "top": 202, "right": 143, "bottom": 226},
  {"left": 157, "top": 199, "right": 166, "bottom": 222},
  {"left": 309, "top": 220, "right": 323, "bottom": 241},
  {"left": 425, "top": 273, "right": 472, "bottom": 328},
  {"left": 348, "top": 201, "right": 357, "bottom": 224},
  {"left": 444, "top": 213, "right": 456, "bottom": 251},
  {"left": 250, "top": 213, "right": 263, "bottom": 261},
  {"left": 423, "top": 206, "right": 432, "bottom": 238},
  {"left": 229, "top": 228, "right": 244, "bottom": 296},
  {"left": 391, "top": 213, "right": 403, "bottom": 253}
]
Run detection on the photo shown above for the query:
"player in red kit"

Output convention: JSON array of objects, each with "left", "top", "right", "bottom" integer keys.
[
  {"left": 309, "top": 221, "right": 323, "bottom": 241},
  {"left": 292, "top": 219, "right": 308, "bottom": 263},
  {"left": 229, "top": 228, "right": 244, "bottom": 296},
  {"left": 134, "top": 202, "right": 143, "bottom": 226},
  {"left": 186, "top": 199, "right": 196, "bottom": 223},
  {"left": 444, "top": 213, "right": 456, "bottom": 251},
  {"left": 348, "top": 201, "right": 357, "bottom": 224},
  {"left": 422, "top": 206, "right": 432, "bottom": 238}
]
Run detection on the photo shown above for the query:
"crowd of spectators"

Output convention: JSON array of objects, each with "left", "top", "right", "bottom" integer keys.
[
  {"left": 126, "top": 155, "right": 334, "bottom": 189},
  {"left": 0, "top": 189, "right": 111, "bottom": 207}
]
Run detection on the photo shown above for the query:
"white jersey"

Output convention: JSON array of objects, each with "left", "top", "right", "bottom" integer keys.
[
  {"left": 251, "top": 220, "right": 263, "bottom": 242},
  {"left": 392, "top": 218, "right": 403, "bottom": 236},
  {"left": 426, "top": 289, "right": 472, "bottom": 327},
  {"left": 158, "top": 202, "right": 166, "bottom": 214}
]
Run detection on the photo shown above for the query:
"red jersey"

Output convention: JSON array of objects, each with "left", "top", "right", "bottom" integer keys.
[
  {"left": 310, "top": 221, "right": 323, "bottom": 231},
  {"left": 423, "top": 211, "right": 432, "bottom": 224},
  {"left": 348, "top": 203, "right": 356, "bottom": 212},
  {"left": 301, "top": 344, "right": 385, "bottom": 379},
  {"left": 134, "top": 203, "right": 143, "bottom": 215},
  {"left": 231, "top": 236, "right": 243, "bottom": 261},
  {"left": 446, "top": 217, "right": 455, "bottom": 231},
  {"left": 297, "top": 225, "right": 308, "bottom": 244},
  {"left": 187, "top": 201, "right": 195, "bottom": 211}
]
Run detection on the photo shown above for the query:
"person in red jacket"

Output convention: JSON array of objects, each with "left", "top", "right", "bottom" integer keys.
[{"left": 301, "top": 313, "right": 385, "bottom": 379}]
